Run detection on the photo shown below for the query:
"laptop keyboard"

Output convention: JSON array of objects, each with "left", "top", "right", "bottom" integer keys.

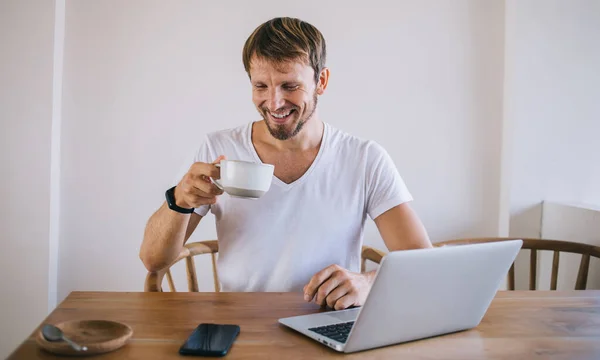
[{"left": 309, "top": 321, "right": 354, "bottom": 343}]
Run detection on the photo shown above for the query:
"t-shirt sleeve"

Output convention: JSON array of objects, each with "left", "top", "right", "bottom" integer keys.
[
  {"left": 171, "top": 137, "right": 215, "bottom": 217},
  {"left": 365, "top": 141, "right": 413, "bottom": 220}
]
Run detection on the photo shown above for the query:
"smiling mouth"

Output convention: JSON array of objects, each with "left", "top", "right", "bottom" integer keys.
[{"left": 268, "top": 109, "right": 296, "bottom": 123}]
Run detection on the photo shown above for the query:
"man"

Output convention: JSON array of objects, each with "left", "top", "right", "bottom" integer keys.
[{"left": 140, "top": 17, "right": 431, "bottom": 310}]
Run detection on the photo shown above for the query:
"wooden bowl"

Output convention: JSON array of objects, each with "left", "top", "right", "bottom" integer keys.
[{"left": 36, "top": 320, "right": 133, "bottom": 356}]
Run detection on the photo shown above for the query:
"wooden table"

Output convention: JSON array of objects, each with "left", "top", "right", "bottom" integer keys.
[{"left": 7, "top": 291, "right": 600, "bottom": 359}]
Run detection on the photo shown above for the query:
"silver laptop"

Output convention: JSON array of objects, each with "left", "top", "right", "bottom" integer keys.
[{"left": 279, "top": 239, "right": 522, "bottom": 353}]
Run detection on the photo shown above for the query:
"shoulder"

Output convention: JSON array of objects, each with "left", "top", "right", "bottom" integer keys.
[
  {"left": 205, "top": 123, "right": 250, "bottom": 145},
  {"left": 199, "top": 122, "right": 253, "bottom": 154},
  {"left": 191, "top": 122, "right": 251, "bottom": 162},
  {"left": 326, "top": 123, "right": 389, "bottom": 159}
]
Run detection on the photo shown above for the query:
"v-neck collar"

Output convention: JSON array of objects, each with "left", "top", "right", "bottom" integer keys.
[{"left": 245, "top": 121, "right": 329, "bottom": 191}]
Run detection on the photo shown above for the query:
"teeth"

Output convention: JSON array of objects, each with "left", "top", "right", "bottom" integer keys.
[{"left": 271, "top": 110, "right": 292, "bottom": 119}]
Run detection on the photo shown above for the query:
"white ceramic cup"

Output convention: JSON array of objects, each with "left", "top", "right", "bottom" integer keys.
[{"left": 211, "top": 160, "right": 274, "bottom": 199}]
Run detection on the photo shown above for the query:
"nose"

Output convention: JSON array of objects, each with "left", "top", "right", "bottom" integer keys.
[{"left": 267, "top": 87, "right": 285, "bottom": 111}]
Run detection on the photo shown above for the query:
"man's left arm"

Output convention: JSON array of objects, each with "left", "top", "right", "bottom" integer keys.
[
  {"left": 374, "top": 202, "right": 432, "bottom": 252},
  {"left": 356, "top": 202, "right": 433, "bottom": 301},
  {"left": 303, "top": 203, "right": 431, "bottom": 310},
  {"left": 356, "top": 202, "right": 432, "bottom": 286}
]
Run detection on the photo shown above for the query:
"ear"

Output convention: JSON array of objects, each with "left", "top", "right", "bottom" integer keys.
[{"left": 316, "top": 67, "right": 330, "bottom": 95}]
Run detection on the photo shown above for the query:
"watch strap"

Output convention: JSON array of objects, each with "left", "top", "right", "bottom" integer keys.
[{"left": 165, "top": 186, "right": 194, "bottom": 214}]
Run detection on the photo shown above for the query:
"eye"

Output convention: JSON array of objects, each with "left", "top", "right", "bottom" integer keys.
[
  {"left": 283, "top": 84, "right": 299, "bottom": 91},
  {"left": 253, "top": 83, "right": 267, "bottom": 90}
]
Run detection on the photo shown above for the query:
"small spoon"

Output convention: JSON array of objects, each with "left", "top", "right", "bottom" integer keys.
[{"left": 42, "top": 324, "right": 88, "bottom": 351}]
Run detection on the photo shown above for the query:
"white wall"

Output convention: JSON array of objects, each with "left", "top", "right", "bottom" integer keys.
[
  {"left": 504, "top": 0, "right": 600, "bottom": 290},
  {"left": 508, "top": 0, "right": 600, "bottom": 238},
  {"left": 58, "top": 0, "right": 504, "bottom": 298},
  {"left": 0, "top": 1, "right": 56, "bottom": 357}
]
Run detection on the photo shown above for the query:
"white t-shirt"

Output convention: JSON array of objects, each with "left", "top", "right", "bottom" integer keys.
[{"left": 178, "top": 121, "right": 412, "bottom": 292}]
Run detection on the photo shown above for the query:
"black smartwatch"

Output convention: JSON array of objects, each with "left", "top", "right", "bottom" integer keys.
[{"left": 165, "top": 186, "right": 194, "bottom": 214}]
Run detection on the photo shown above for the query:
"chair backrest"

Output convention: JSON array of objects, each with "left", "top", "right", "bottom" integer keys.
[
  {"left": 434, "top": 237, "right": 600, "bottom": 290},
  {"left": 145, "top": 242, "right": 379, "bottom": 292},
  {"left": 361, "top": 246, "right": 386, "bottom": 273},
  {"left": 144, "top": 240, "right": 220, "bottom": 292}
]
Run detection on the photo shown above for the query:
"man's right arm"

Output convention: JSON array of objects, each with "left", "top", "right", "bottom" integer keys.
[
  {"left": 139, "top": 157, "right": 224, "bottom": 272},
  {"left": 140, "top": 203, "right": 203, "bottom": 272}
]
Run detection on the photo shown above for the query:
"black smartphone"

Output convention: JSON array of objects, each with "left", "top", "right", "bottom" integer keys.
[{"left": 179, "top": 323, "right": 240, "bottom": 357}]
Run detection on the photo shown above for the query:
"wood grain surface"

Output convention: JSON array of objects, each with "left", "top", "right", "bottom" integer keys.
[{"left": 7, "top": 291, "right": 600, "bottom": 359}]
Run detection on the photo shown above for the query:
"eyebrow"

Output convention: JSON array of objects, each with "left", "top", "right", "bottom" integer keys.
[{"left": 251, "top": 80, "right": 300, "bottom": 86}]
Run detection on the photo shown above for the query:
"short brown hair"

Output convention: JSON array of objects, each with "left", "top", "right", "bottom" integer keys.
[{"left": 242, "top": 17, "right": 326, "bottom": 83}]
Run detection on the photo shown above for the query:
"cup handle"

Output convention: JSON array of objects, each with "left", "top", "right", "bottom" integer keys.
[{"left": 210, "top": 163, "right": 224, "bottom": 190}]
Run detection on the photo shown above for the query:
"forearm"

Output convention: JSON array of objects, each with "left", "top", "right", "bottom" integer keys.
[{"left": 140, "top": 202, "right": 196, "bottom": 272}]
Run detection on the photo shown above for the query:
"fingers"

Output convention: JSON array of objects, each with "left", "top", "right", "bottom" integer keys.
[
  {"left": 332, "top": 293, "right": 356, "bottom": 310},
  {"left": 324, "top": 280, "right": 351, "bottom": 308},
  {"left": 181, "top": 171, "right": 222, "bottom": 196},
  {"left": 174, "top": 156, "right": 226, "bottom": 208},
  {"left": 182, "top": 183, "right": 220, "bottom": 205},
  {"left": 189, "top": 162, "right": 221, "bottom": 180},
  {"left": 190, "top": 176, "right": 223, "bottom": 196},
  {"left": 175, "top": 181, "right": 218, "bottom": 207},
  {"left": 315, "top": 271, "right": 349, "bottom": 307},
  {"left": 304, "top": 264, "right": 341, "bottom": 302},
  {"left": 304, "top": 266, "right": 371, "bottom": 310}
]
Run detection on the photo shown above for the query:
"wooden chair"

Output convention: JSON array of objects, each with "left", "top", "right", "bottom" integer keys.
[
  {"left": 361, "top": 238, "right": 600, "bottom": 290},
  {"left": 145, "top": 240, "right": 384, "bottom": 292},
  {"left": 361, "top": 246, "right": 386, "bottom": 273},
  {"left": 144, "top": 240, "right": 220, "bottom": 292},
  {"left": 435, "top": 238, "right": 600, "bottom": 290}
]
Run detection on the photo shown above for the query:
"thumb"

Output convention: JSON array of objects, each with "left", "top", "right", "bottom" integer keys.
[{"left": 212, "top": 155, "right": 226, "bottom": 164}]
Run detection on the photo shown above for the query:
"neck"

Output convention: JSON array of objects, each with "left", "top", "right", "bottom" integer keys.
[{"left": 255, "top": 115, "right": 324, "bottom": 152}]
